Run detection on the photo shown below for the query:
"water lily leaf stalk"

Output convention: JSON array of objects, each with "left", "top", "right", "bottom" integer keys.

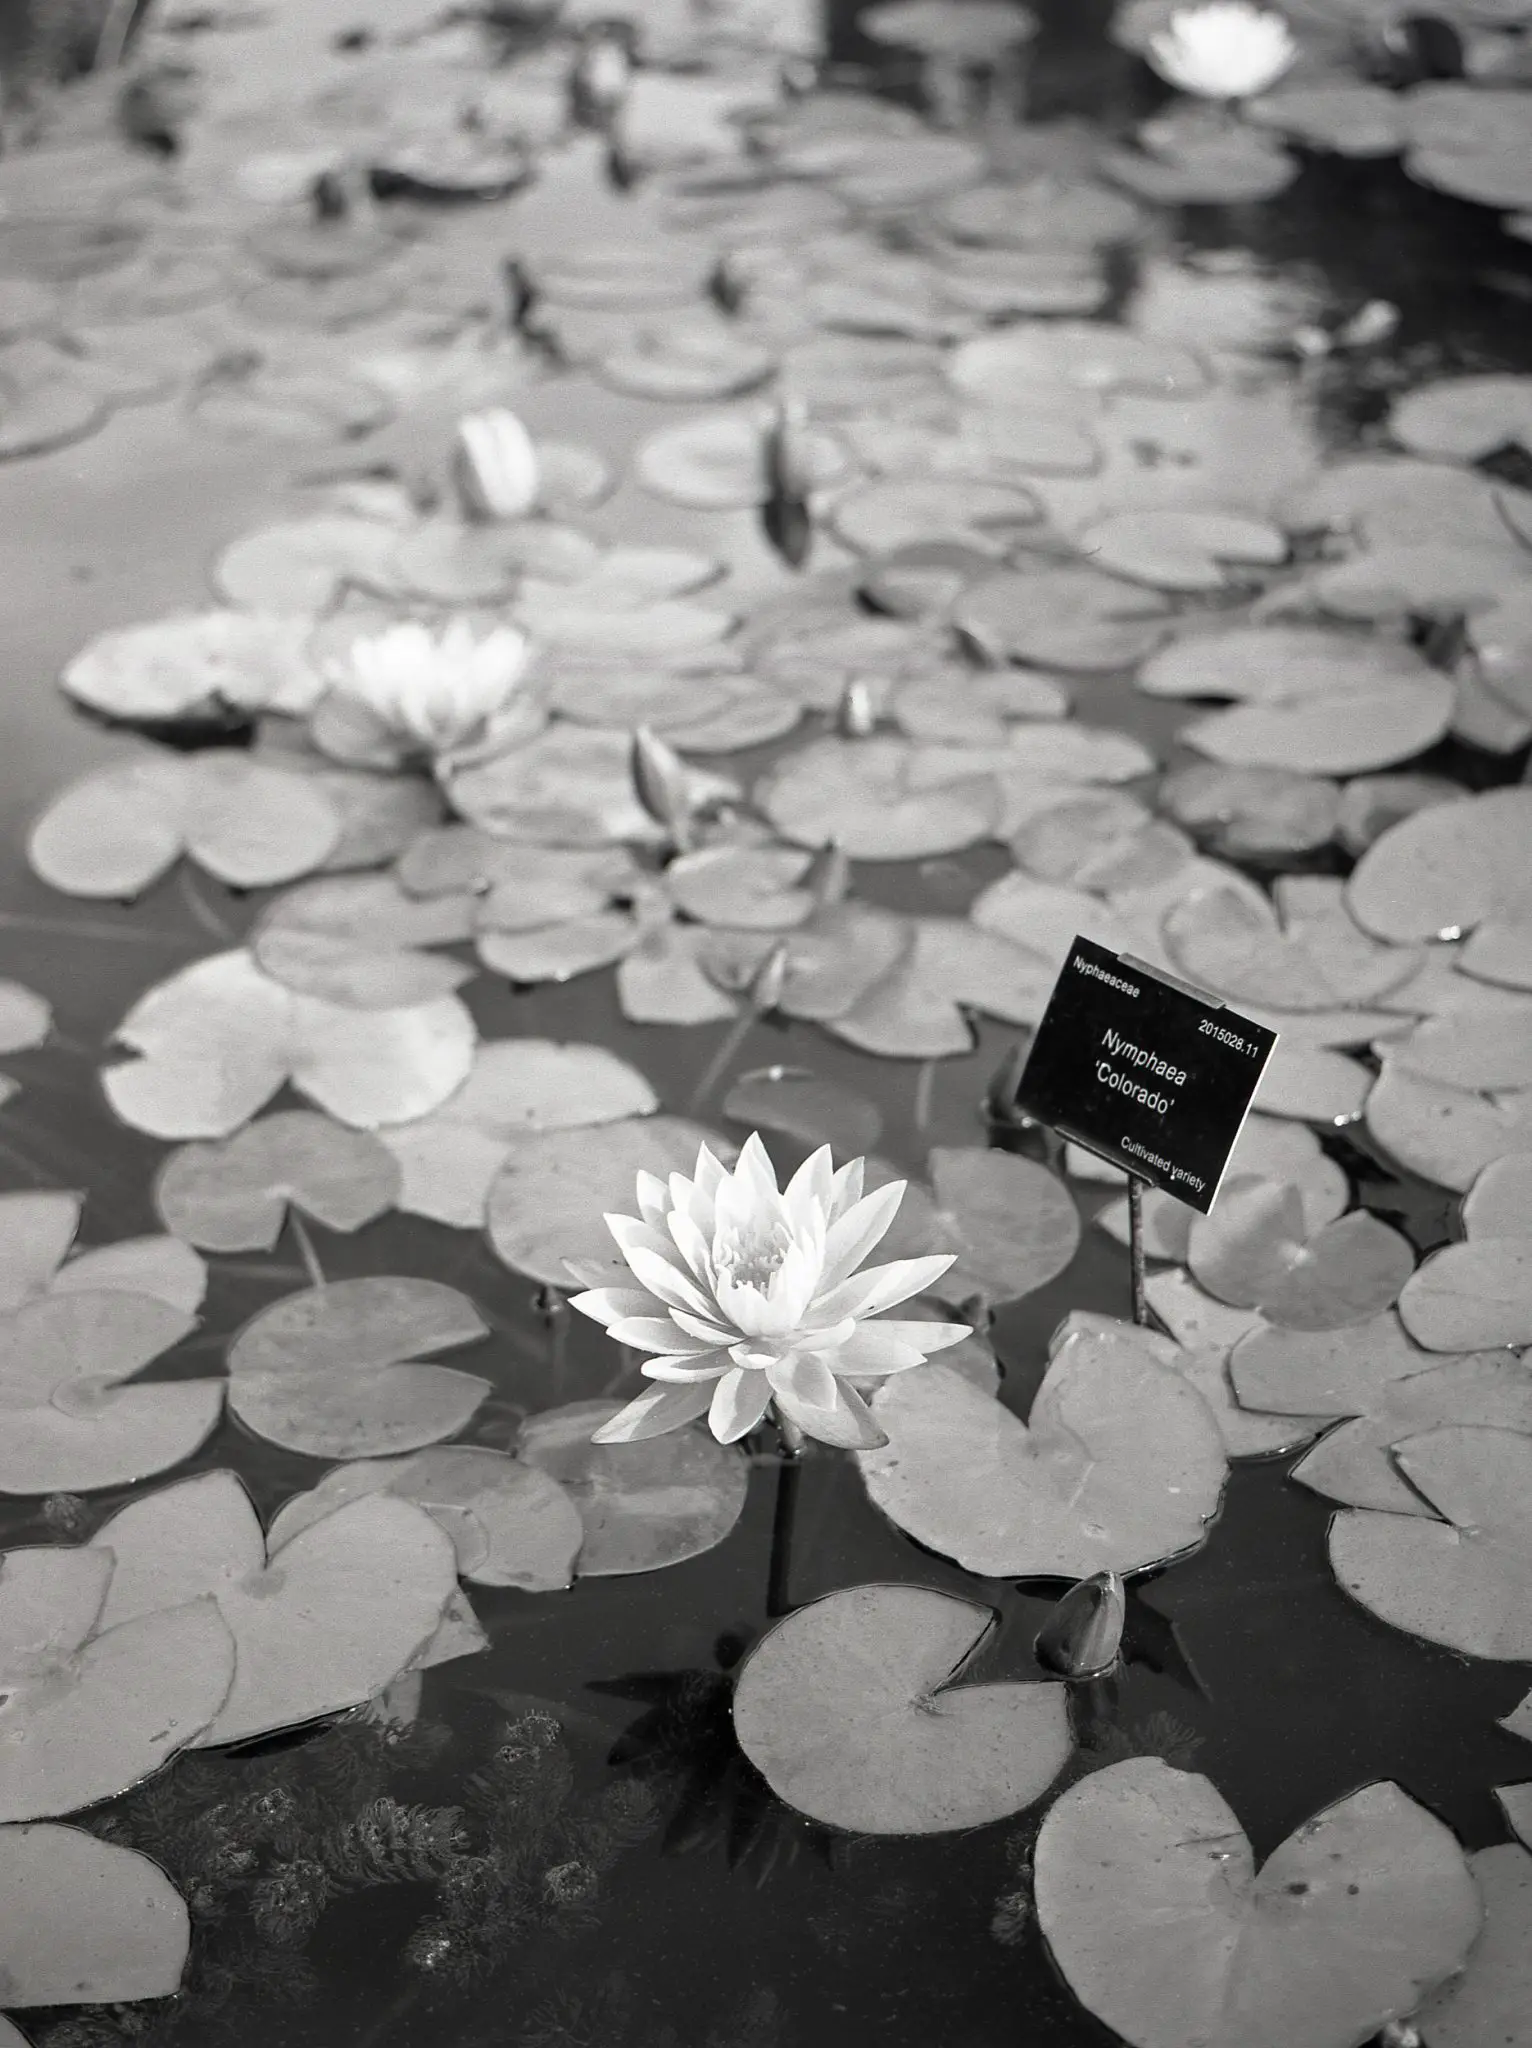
[{"left": 686, "top": 941, "right": 790, "bottom": 1115}]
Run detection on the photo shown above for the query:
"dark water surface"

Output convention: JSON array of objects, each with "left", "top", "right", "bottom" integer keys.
[{"left": 2, "top": 4, "right": 1531, "bottom": 2044}]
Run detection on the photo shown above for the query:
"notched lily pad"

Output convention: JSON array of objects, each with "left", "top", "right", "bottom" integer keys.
[
  {"left": 1189, "top": 1177, "right": 1414, "bottom": 1331},
  {"left": 226, "top": 1277, "right": 490, "bottom": 1460},
  {"left": 518, "top": 1400, "right": 749, "bottom": 1576},
  {"left": 732, "top": 1584, "right": 1073, "bottom": 1836},
  {"left": 154, "top": 1111, "right": 400, "bottom": 1253},
  {"left": 0, "top": 1822, "right": 191, "bottom": 2006}
]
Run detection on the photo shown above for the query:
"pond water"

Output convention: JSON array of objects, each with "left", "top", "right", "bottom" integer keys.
[{"left": 1, "top": 2, "right": 1531, "bottom": 2044}]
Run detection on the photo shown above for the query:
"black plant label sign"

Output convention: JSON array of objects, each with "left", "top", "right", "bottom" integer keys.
[{"left": 1015, "top": 937, "right": 1278, "bottom": 1215}]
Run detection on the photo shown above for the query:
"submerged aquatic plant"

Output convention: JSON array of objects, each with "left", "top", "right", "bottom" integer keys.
[
  {"left": 573, "top": 1133, "right": 970, "bottom": 1449},
  {"left": 1145, "top": 2, "right": 1298, "bottom": 100}
]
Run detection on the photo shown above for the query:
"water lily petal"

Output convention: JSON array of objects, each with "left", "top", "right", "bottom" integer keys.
[
  {"left": 570, "top": 1286, "right": 666, "bottom": 1328},
  {"left": 784, "top": 1145, "right": 834, "bottom": 1228},
  {"left": 769, "top": 1350, "right": 840, "bottom": 1413},
  {"left": 592, "top": 1379, "right": 717, "bottom": 1442},
  {"left": 819, "top": 1179, "right": 906, "bottom": 1291},
  {"left": 816, "top": 1253, "right": 958, "bottom": 1322},
  {"left": 735, "top": 1130, "right": 781, "bottom": 1198},
  {"left": 780, "top": 1372, "right": 887, "bottom": 1450},
  {"left": 844, "top": 1318, "right": 972, "bottom": 1368},
  {"left": 670, "top": 1304, "right": 736, "bottom": 1345},
  {"left": 639, "top": 1351, "right": 731, "bottom": 1382},
  {"left": 709, "top": 1365, "right": 775, "bottom": 1442},
  {"left": 606, "top": 1315, "right": 721, "bottom": 1354},
  {"left": 634, "top": 1170, "right": 671, "bottom": 1228},
  {"left": 613, "top": 1236, "right": 718, "bottom": 1319},
  {"left": 828, "top": 1324, "right": 934, "bottom": 1375},
  {"left": 666, "top": 1207, "right": 718, "bottom": 1289},
  {"left": 829, "top": 1156, "right": 866, "bottom": 1221}
]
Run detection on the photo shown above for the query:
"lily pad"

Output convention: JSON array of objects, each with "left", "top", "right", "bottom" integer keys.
[
  {"left": 518, "top": 1401, "right": 748, "bottom": 1576},
  {"left": 29, "top": 754, "right": 341, "bottom": 899},
  {"left": 266, "top": 1447, "right": 584, "bottom": 1592},
  {"left": 1077, "top": 508, "right": 1287, "bottom": 593},
  {"left": 829, "top": 918, "right": 1059, "bottom": 1057},
  {"left": 1413, "top": 1844, "right": 1532, "bottom": 2048},
  {"left": 597, "top": 323, "right": 774, "bottom": 402},
  {"left": 447, "top": 726, "right": 729, "bottom": 849},
  {"left": 0, "top": 982, "right": 49, "bottom": 1057},
  {"left": 0, "top": 1286, "right": 222, "bottom": 1497},
  {"left": 1347, "top": 789, "right": 1532, "bottom": 989},
  {"left": 103, "top": 950, "right": 476, "bottom": 1139},
  {"left": 1034, "top": 1759, "right": 1479, "bottom": 2048},
  {"left": 1398, "top": 1169, "right": 1532, "bottom": 1351},
  {"left": 252, "top": 874, "right": 477, "bottom": 1009},
  {"left": 0, "top": 1823, "right": 190, "bottom": 2005},
  {"left": 858, "top": 1324, "right": 1226, "bottom": 1578},
  {"left": 381, "top": 1041, "right": 658, "bottom": 1229},
  {"left": 721, "top": 1066, "right": 884, "bottom": 1156},
  {"left": 949, "top": 323, "right": 1206, "bottom": 404},
  {"left": 0, "top": 1193, "right": 203, "bottom": 1318},
  {"left": 0, "top": 1547, "right": 234, "bottom": 1820},
  {"left": 757, "top": 736, "right": 1001, "bottom": 858},
  {"left": 487, "top": 1116, "right": 732, "bottom": 1289},
  {"left": 1159, "top": 762, "right": 1340, "bottom": 859},
  {"left": 828, "top": 477, "right": 1043, "bottom": 559},
  {"left": 227, "top": 1276, "right": 489, "bottom": 1461},
  {"left": 95, "top": 1470, "right": 460, "bottom": 1743},
  {"left": 1392, "top": 374, "right": 1532, "bottom": 461},
  {"left": 1097, "top": 1115, "right": 1348, "bottom": 1265},
  {"left": 211, "top": 513, "right": 406, "bottom": 612},
  {"left": 731, "top": 1584, "right": 1073, "bottom": 1835},
  {"left": 154, "top": 1111, "right": 400, "bottom": 1253},
  {"left": 1163, "top": 878, "right": 1421, "bottom": 1012},
  {"left": 953, "top": 567, "right": 1173, "bottom": 671},
  {"left": 1331, "top": 1425, "right": 1532, "bottom": 1660},
  {"left": 882, "top": 1146, "right": 1080, "bottom": 1307},
  {"left": 635, "top": 410, "right": 848, "bottom": 509},
  {"left": 1253, "top": 1042, "right": 1371, "bottom": 1126},
  {"left": 1188, "top": 1177, "right": 1414, "bottom": 1330},
  {"left": 1364, "top": 1056, "right": 1532, "bottom": 1192},
  {"left": 1231, "top": 1313, "right": 1532, "bottom": 1516},
  {"left": 61, "top": 611, "right": 324, "bottom": 725}
]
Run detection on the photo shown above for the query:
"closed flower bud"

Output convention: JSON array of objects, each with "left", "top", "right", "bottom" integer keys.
[
  {"left": 631, "top": 724, "right": 695, "bottom": 850},
  {"left": 747, "top": 940, "right": 791, "bottom": 1015},
  {"left": 836, "top": 678, "right": 877, "bottom": 738},
  {"left": 454, "top": 407, "right": 540, "bottom": 522},
  {"left": 1145, "top": 3, "right": 1298, "bottom": 100},
  {"left": 1034, "top": 1569, "right": 1126, "bottom": 1681},
  {"left": 802, "top": 838, "right": 850, "bottom": 911}
]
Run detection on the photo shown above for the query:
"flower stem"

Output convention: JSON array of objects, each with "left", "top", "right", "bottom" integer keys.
[
  {"left": 766, "top": 1429, "right": 803, "bottom": 1620},
  {"left": 1127, "top": 1177, "right": 1149, "bottom": 1327},
  {"left": 289, "top": 1211, "right": 326, "bottom": 1293},
  {"left": 686, "top": 1004, "right": 755, "bottom": 1116}
]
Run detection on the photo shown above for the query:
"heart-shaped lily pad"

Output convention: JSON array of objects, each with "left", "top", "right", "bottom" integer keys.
[
  {"left": 29, "top": 753, "right": 341, "bottom": 899},
  {"left": 488, "top": 1116, "right": 732, "bottom": 1289},
  {"left": 635, "top": 410, "right": 849, "bottom": 509},
  {"left": 0, "top": 1192, "right": 204, "bottom": 1318},
  {"left": 1096, "top": 1114, "right": 1348, "bottom": 1266},
  {"left": 61, "top": 610, "right": 324, "bottom": 725},
  {"left": 1189, "top": 1177, "right": 1414, "bottom": 1330},
  {"left": 1035, "top": 1759, "right": 1479, "bottom": 2048},
  {"left": 1392, "top": 374, "right": 1532, "bottom": 460},
  {"left": 266, "top": 1447, "right": 584, "bottom": 1592},
  {"left": 829, "top": 918, "right": 1059, "bottom": 1058},
  {"left": 953, "top": 566, "right": 1172, "bottom": 671},
  {"left": 0, "top": 982, "right": 49, "bottom": 1057},
  {"left": 1398, "top": 1151, "right": 1532, "bottom": 1351},
  {"left": 1365, "top": 1056, "right": 1532, "bottom": 1192},
  {"left": 382, "top": 1040, "right": 658, "bottom": 1228},
  {"left": 1077, "top": 508, "right": 1287, "bottom": 593},
  {"left": 1161, "top": 763, "right": 1340, "bottom": 859},
  {"left": 828, "top": 476, "right": 1043, "bottom": 558},
  {"left": 517, "top": 1400, "right": 749, "bottom": 1576},
  {"left": 1331, "top": 1425, "right": 1532, "bottom": 1659},
  {"left": 1163, "top": 878, "right": 1421, "bottom": 1012},
  {"left": 1231, "top": 1312, "right": 1532, "bottom": 1515},
  {"left": 732, "top": 1584, "right": 1073, "bottom": 1836},
  {"left": 1413, "top": 1843, "right": 1532, "bottom": 2048},
  {"left": 227, "top": 1276, "right": 489, "bottom": 1460},
  {"left": 251, "top": 873, "right": 477, "bottom": 1009},
  {"left": 1347, "top": 789, "right": 1532, "bottom": 988},
  {"left": 949, "top": 323, "right": 1206, "bottom": 403},
  {"left": 103, "top": 950, "right": 476, "bottom": 1139},
  {"left": 0, "top": 1543, "right": 234, "bottom": 1824},
  {"left": 154, "top": 1111, "right": 400, "bottom": 1252},
  {"left": 95, "top": 1470, "right": 460, "bottom": 1743},
  {"left": 877, "top": 1147, "right": 1081, "bottom": 1308},
  {"left": 0, "top": 1822, "right": 190, "bottom": 2005},
  {"left": 0, "top": 1286, "right": 222, "bottom": 1497},
  {"left": 757, "top": 736, "right": 1001, "bottom": 859},
  {"left": 858, "top": 1324, "right": 1226, "bottom": 1578}
]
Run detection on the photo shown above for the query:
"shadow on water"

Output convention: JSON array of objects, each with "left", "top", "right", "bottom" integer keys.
[{"left": 4, "top": 4, "right": 1531, "bottom": 2046}]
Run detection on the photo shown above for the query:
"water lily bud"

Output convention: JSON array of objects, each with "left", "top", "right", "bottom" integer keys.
[
  {"left": 836, "top": 679, "right": 877, "bottom": 738},
  {"left": 708, "top": 253, "right": 746, "bottom": 317},
  {"left": 503, "top": 257, "right": 536, "bottom": 333},
  {"left": 1335, "top": 298, "right": 1399, "bottom": 350},
  {"left": 747, "top": 940, "right": 791, "bottom": 1015},
  {"left": 1034, "top": 1570, "right": 1125, "bottom": 1681},
  {"left": 764, "top": 395, "right": 817, "bottom": 508},
  {"left": 631, "top": 725, "right": 695, "bottom": 851},
  {"left": 1145, "top": 3, "right": 1299, "bottom": 101},
  {"left": 455, "top": 408, "right": 540, "bottom": 522},
  {"left": 802, "top": 838, "right": 850, "bottom": 910}
]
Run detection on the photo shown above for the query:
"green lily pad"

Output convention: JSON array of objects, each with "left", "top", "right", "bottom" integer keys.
[
  {"left": 95, "top": 1470, "right": 460, "bottom": 1743},
  {"left": 0, "top": 1823, "right": 190, "bottom": 2006},
  {"left": 1035, "top": 1760, "right": 1479, "bottom": 2048},
  {"left": 1392, "top": 374, "right": 1532, "bottom": 460},
  {"left": 1232, "top": 1312, "right": 1532, "bottom": 1515},
  {"left": 154, "top": 1111, "right": 400, "bottom": 1252},
  {"left": 828, "top": 476, "right": 1043, "bottom": 558},
  {"left": 61, "top": 611, "right": 324, "bottom": 725},
  {"left": 103, "top": 950, "right": 476, "bottom": 1139},
  {"left": 1413, "top": 1844, "right": 1532, "bottom": 2048},
  {"left": 858, "top": 1324, "right": 1226, "bottom": 1578},
  {"left": 721, "top": 1067, "right": 883, "bottom": 1155},
  {"left": 266, "top": 1447, "right": 584, "bottom": 1592},
  {"left": 1365, "top": 1057, "right": 1532, "bottom": 1192},
  {"left": 1347, "top": 788, "right": 1532, "bottom": 990},
  {"left": 1159, "top": 763, "right": 1340, "bottom": 859},
  {"left": 1163, "top": 877, "right": 1422, "bottom": 1012},
  {"left": 757, "top": 737, "right": 1001, "bottom": 859},
  {"left": 251, "top": 874, "right": 477, "bottom": 1009},
  {"left": 0, "top": 982, "right": 49, "bottom": 1057},
  {"left": 732, "top": 1584, "right": 1073, "bottom": 1835},
  {"left": 29, "top": 753, "right": 341, "bottom": 899},
  {"left": 953, "top": 567, "right": 1173, "bottom": 671},
  {"left": 1076, "top": 508, "right": 1287, "bottom": 593},
  {"left": 227, "top": 1276, "right": 489, "bottom": 1461},
  {"left": 518, "top": 1400, "right": 749, "bottom": 1576},
  {"left": 949, "top": 322, "right": 1206, "bottom": 404},
  {"left": 1189, "top": 1177, "right": 1414, "bottom": 1330}
]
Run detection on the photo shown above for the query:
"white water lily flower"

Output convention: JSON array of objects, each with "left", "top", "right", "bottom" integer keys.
[
  {"left": 325, "top": 619, "right": 533, "bottom": 757},
  {"left": 455, "top": 408, "right": 541, "bottom": 521},
  {"left": 574, "top": 1133, "right": 971, "bottom": 1450},
  {"left": 1146, "top": 3, "right": 1298, "bottom": 100}
]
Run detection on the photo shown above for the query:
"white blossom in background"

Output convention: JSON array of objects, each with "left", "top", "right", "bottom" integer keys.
[
  {"left": 323, "top": 619, "right": 534, "bottom": 758},
  {"left": 455, "top": 408, "right": 541, "bottom": 521},
  {"left": 574, "top": 1134, "right": 971, "bottom": 1450},
  {"left": 1145, "top": 3, "right": 1298, "bottom": 100}
]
